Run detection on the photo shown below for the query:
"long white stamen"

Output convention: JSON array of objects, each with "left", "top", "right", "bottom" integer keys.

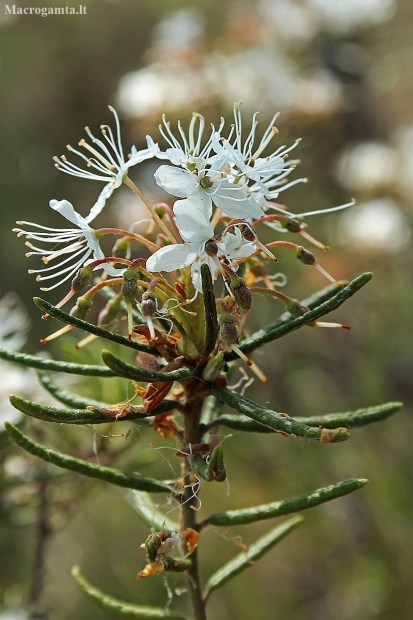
[
  {"left": 39, "top": 250, "right": 93, "bottom": 291},
  {"left": 298, "top": 200, "right": 355, "bottom": 218},
  {"left": 80, "top": 139, "right": 113, "bottom": 170},
  {"left": 42, "top": 240, "right": 86, "bottom": 264},
  {"left": 252, "top": 127, "right": 279, "bottom": 160},
  {"left": 29, "top": 246, "right": 86, "bottom": 273},
  {"left": 108, "top": 105, "right": 124, "bottom": 164}
]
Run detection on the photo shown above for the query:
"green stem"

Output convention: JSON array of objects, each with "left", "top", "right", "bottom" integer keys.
[{"left": 181, "top": 385, "right": 208, "bottom": 620}]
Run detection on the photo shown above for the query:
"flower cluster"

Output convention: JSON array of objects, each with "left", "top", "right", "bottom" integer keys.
[{"left": 14, "top": 104, "right": 353, "bottom": 375}]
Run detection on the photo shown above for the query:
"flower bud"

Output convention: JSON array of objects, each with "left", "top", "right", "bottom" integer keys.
[
  {"left": 233, "top": 282, "right": 252, "bottom": 311},
  {"left": 154, "top": 205, "right": 166, "bottom": 218},
  {"left": 284, "top": 218, "right": 302, "bottom": 233},
  {"left": 111, "top": 236, "right": 130, "bottom": 259},
  {"left": 205, "top": 239, "right": 219, "bottom": 257},
  {"left": 71, "top": 267, "right": 92, "bottom": 292},
  {"left": 121, "top": 268, "right": 139, "bottom": 303},
  {"left": 200, "top": 175, "right": 213, "bottom": 189},
  {"left": 295, "top": 246, "right": 315, "bottom": 265},
  {"left": 69, "top": 295, "right": 93, "bottom": 320},
  {"left": 240, "top": 223, "right": 255, "bottom": 242},
  {"left": 140, "top": 291, "right": 157, "bottom": 318},
  {"left": 98, "top": 293, "right": 122, "bottom": 328},
  {"left": 219, "top": 315, "right": 238, "bottom": 347}
]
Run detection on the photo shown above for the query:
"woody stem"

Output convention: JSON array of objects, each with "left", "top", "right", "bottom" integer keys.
[{"left": 181, "top": 382, "right": 208, "bottom": 620}]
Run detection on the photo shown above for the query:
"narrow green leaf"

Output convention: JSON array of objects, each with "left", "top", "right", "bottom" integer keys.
[
  {"left": 204, "top": 516, "right": 303, "bottom": 599},
  {"left": 213, "top": 401, "right": 403, "bottom": 433},
  {"left": 5, "top": 422, "right": 171, "bottom": 494},
  {"left": 200, "top": 264, "right": 219, "bottom": 358},
  {"left": 202, "top": 478, "right": 368, "bottom": 527},
  {"left": 72, "top": 565, "right": 187, "bottom": 619},
  {"left": 225, "top": 273, "right": 372, "bottom": 359},
  {"left": 201, "top": 395, "right": 223, "bottom": 426},
  {"left": 9, "top": 395, "right": 177, "bottom": 425},
  {"left": 211, "top": 387, "right": 349, "bottom": 443},
  {"left": 0, "top": 347, "right": 116, "bottom": 377},
  {"left": 33, "top": 297, "right": 159, "bottom": 355},
  {"left": 124, "top": 491, "right": 178, "bottom": 531},
  {"left": 37, "top": 372, "right": 108, "bottom": 409},
  {"left": 101, "top": 350, "right": 192, "bottom": 383},
  {"left": 295, "top": 401, "right": 403, "bottom": 429}
]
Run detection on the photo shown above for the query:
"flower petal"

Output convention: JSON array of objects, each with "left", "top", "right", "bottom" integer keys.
[
  {"left": 49, "top": 200, "right": 86, "bottom": 227},
  {"left": 207, "top": 180, "right": 263, "bottom": 219},
  {"left": 146, "top": 243, "right": 199, "bottom": 273},
  {"left": 154, "top": 165, "right": 198, "bottom": 198},
  {"left": 126, "top": 136, "right": 160, "bottom": 168},
  {"left": 85, "top": 182, "right": 117, "bottom": 224},
  {"left": 173, "top": 199, "right": 214, "bottom": 243}
]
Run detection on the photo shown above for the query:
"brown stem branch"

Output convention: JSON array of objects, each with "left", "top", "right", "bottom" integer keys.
[
  {"left": 181, "top": 383, "right": 208, "bottom": 620},
  {"left": 28, "top": 477, "right": 51, "bottom": 619}
]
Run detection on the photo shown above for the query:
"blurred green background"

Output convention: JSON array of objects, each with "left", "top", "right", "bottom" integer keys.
[{"left": 1, "top": 0, "right": 413, "bottom": 619}]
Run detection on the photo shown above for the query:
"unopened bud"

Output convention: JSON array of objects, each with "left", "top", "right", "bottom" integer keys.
[
  {"left": 296, "top": 246, "right": 315, "bottom": 265},
  {"left": 205, "top": 239, "right": 219, "bottom": 257},
  {"left": 140, "top": 291, "right": 157, "bottom": 318},
  {"left": 200, "top": 175, "right": 213, "bottom": 189},
  {"left": 98, "top": 294, "right": 122, "bottom": 328},
  {"left": 121, "top": 268, "right": 139, "bottom": 303},
  {"left": 240, "top": 223, "right": 256, "bottom": 242},
  {"left": 69, "top": 295, "right": 93, "bottom": 320},
  {"left": 154, "top": 205, "right": 166, "bottom": 218},
  {"left": 284, "top": 218, "right": 302, "bottom": 233},
  {"left": 71, "top": 267, "right": 92, "bottom": 292},
  {"left": 233, "top": 282, "right": 252, "bottom": 311},
  {"left": 222, "top": 265, "right": 252, "bottom": 312},
  {"left": 112, "top": 237, "right": 130, "bottom": 259},
  {"left": 219, "top": 317, "right": 238, "bottom": 347}
]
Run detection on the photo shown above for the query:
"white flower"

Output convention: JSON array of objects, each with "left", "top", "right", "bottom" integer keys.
[
  {"left": 216, "top": 103, "right": 307, "bottom": 201},
  {"left": 146, "top": 200, "right": 255, "bottom": 291},
  {"left": 53, "top": 106, "right": 159, "bottom": 221},
  {"left": 155, "top": 164, "right": 264, "bottom": 220},
  {"left": 14, "top": 199, "right": 123, "bottom": 291},
  {"left": 158, "top": 112, "right": 224, "bottom": 168}
]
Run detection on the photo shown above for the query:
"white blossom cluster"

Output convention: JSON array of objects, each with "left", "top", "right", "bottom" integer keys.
[{"left": 14, "top": 105, "right": 352, "bottom": 295}]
